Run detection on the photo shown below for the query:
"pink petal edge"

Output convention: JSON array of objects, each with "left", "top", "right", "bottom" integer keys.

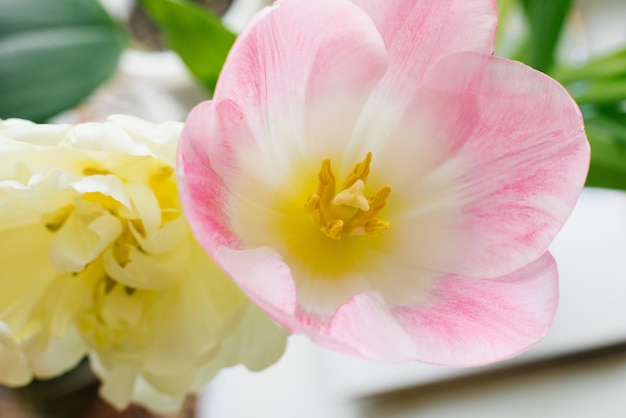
[
  {"left": 213, "top": 0, "right": 388, "bottom": 163},
  {"left": 178, "top": 101, "right": 241, "bottom": 254},
  {"left": 350, "top": 0, "right": 498, "bottom": 100},
  {"left": 393, "top": 252, "right": 559, "bottom": 366},
  {"left": 382, "top": 51, "right": 589, "bottom": 279}
]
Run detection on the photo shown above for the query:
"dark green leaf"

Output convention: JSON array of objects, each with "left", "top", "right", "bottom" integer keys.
[
  {"left": 585, "top": 115, "right": 626, "bottom": 191},
  {"left": 516, "top": 0, "right": 574, "bottom": 73},
  {"left": 140, "top": 0, "right": 236, "bottom": 94},
  {"left": 0, "top": 0, "right": 126, "bottom": 122}
]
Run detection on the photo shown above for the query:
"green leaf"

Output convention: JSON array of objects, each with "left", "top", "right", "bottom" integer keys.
[
  {"left": 516, "top": 0, "right": 574, "bottom": 73},
  {"left": 570, "top": 77, "right": 626, "bottom": 106},
  {"left": 495, "top": 0, "right": 528, "bottom": 57},
  {"left": 0, "top": 0, "right": 126, "bottom": 122},
  {"left": 553, "top": 47, "right": 626, "bottom": 85},
  {"left": 585, "top": 115, "right": 626, "bottom": 191},
  {"left": 140, "top": 0, "right": 236, "bottom": 94},
  {"left": 555, "top": 49, "right": 626, "bottom": 191}
]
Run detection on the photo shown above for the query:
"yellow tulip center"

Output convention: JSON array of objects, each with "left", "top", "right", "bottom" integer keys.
[{"left": 304, "top": 152, "right": 391, "bottom": 240}]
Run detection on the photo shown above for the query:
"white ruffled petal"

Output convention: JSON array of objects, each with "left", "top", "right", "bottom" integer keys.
[
  {"left": 126, "top": 183, "right": 161, "bottom": 236},
  {"left": 31, "top": 327, "right": 87, "bottom": 379},
  {"left": 72, "top": 174, "right": 132, "bottom": 210},
  {"left": 107, "top": 115, "right": 182, "bottom": 167},
  {"left": 50, "top": 203, "right": 123, "bottom": 273},
  {"left": 97, "top": 361, "right": 140, "bottom": 410},
  {"left": 130, "top": 216, "right": 187, "bottom": 255},
  {"left": 71, "top": 122, "right": 152, "bottom": 156},
  {"left": 1, "top": 114, "right": 288, "bottom": 413},
  {"left": 132, "top": 375, "right": 186, "bottom": 414},
  {"left": 0, "top": 119, "right": 71, "bottom": 146},
  {"left": 103, "top": 243, "right": 189, "bottom": 290},
  {"left": 0, "top": 322, "right": 32, "bottom": 386}
]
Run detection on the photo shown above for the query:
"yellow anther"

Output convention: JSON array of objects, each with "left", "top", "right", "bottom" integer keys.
[
  {"left": 304, "top": 193, "right": 321, "bottom": 213},
  {"left": 324, "top": 220, "right": 344, "bottom": 240},
  {"left": 350, "top": 185, "right": 392, "bottom": 224},
  {"left": 316, "top": 159, "right": 336, "bottom": 206},
  {"left": 364, "top": 218, "right": 390, "bottom": 237},
  {"left": 304, "top": 193, "right": 322, "bottom": 223},
  {"left": 332, "top": 179, "right": 370, "bottom": 211},
  {"left": 341, "top": 152, "right": 372, "bottom": 190},
  {"left": 367, "top": 185, "right": 392, "bottom": 213}
]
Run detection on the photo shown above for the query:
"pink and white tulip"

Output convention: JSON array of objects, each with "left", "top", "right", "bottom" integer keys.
[{"left": 178, "top": 0, "right": 590, "bottom": 365}]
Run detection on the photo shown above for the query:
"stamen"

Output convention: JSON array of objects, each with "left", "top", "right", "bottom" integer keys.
[
  {"left": 304, "top": 193, "right": 322, "bottom": 223},
  {"left": 364, "top": 219, "right": 390, "bottom": 236},
  {"left": 317, "top": 159, "right": 336, "bottom": 207},
  {"left": 324, "top": 220, "right": 344, "bottom": 240},
  {"left": 306, "top": 153, "right": 390, "bottom": 240},
  {"left": 304, "top": 193, "right": 321, "bottom": 213},
  {"left": 341, "top": 152, "right": 372, "bottom": 190},
  {"left": 350, "top": 185, "right": 392, "bottom": 224},
  {"left": 368, "top": 185, "right": 392, "bottom": 213}
]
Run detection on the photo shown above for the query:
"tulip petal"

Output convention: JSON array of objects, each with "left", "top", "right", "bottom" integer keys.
[
  {"left": 377, "top": 53, "right": 588, "bottom": 277},
  {"left": 320, "top": 292, "right": 417, "bottom": 362},
  {"left": 393, "top": 252, "right": 558, "bottom": 365},
  {"left": 355, "top": 248, "right": 436, "bottom": 307},
  {"left": 350, "top": 0, "right": 497, "bottom": 84},
  {"left": 348, "top": 0, "right": 497, "bottom": 135},
  {"left": 178, "top": 101, "right": 241, "bottom": 254},
  {"left": 210, "top": 0, "right": 388, "bottom": 178},
  {"left": 217, "top": 246, "right": 299, "bottom": 330},
  {"left": 218, "top": 249, "right": 410, "bottom": 363}
]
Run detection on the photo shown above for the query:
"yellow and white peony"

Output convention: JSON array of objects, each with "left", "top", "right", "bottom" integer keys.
[{"left": 0, "top": 115, "right": 288, "bottom": 412}]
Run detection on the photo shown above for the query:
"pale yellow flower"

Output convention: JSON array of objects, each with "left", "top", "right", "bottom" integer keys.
[{"left": 0, "top": 116, "right": 288, "bottom": 412}]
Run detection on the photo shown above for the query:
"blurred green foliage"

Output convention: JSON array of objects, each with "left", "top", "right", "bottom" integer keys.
[
  {"left": 516, "top": 0, "right": 575, "bottom": 73},
  {"left": 0, "top": 0, "right": 126, "bottom": 122},
  {"left": 500, "top": 0, "right": 626, "bottom": 191},
  {"left": 2, "top": 0, "right": 625, "bottom": 193},
  {"left": 140, "top": 0, "right": 236, "bottom": 95}
]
